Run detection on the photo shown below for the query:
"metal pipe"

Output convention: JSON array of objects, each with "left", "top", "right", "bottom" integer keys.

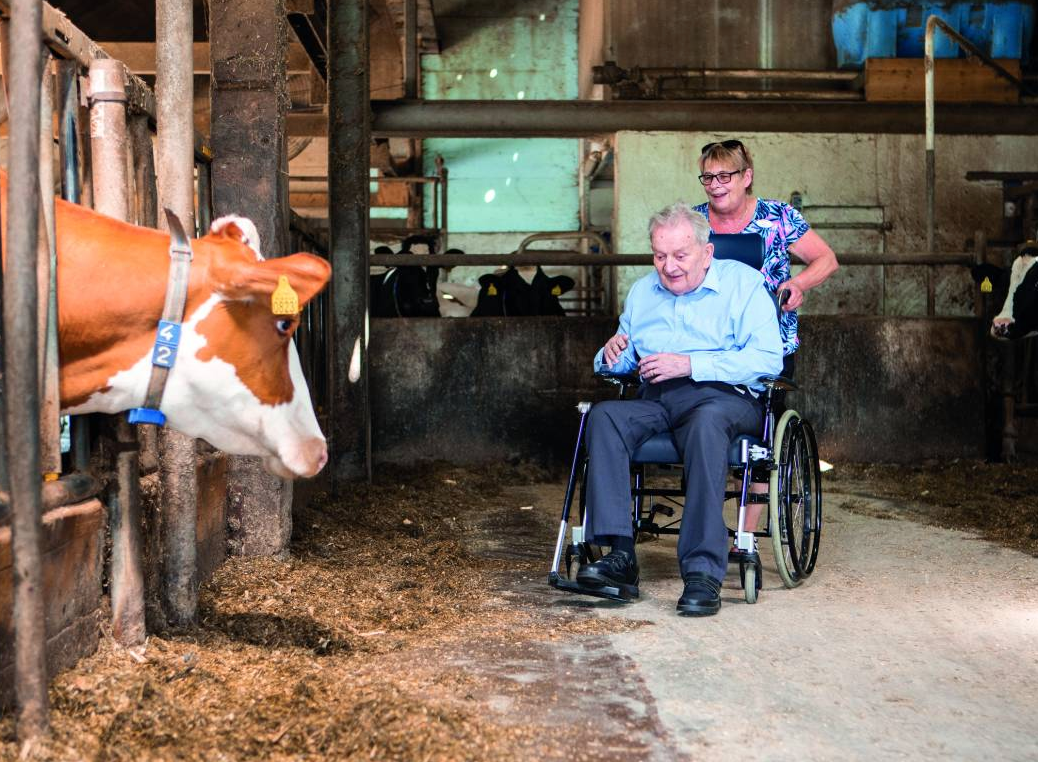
[
  {"left": 87, "top": 58, "right": 146, "bottom": 646},
  {"left": 355, "top": 100, "right": 1038, "bottom": 138},
  {"left": 4, "top": 0, "right": 49, "bottom": 741},
  {"left": 369, "top": 251, "right": 978, "bottom": 268},
  {"left": 0, "top": 0, "right": 213, "bottom": 161},
  {"left": 403, "top": 0, "right": 417, "bottom": 99},
  {"left": 38, "top": 55, "right": 61, "bottom": 477},
  {"left": 196, "top": 160, "right": 212, "bottom": 235},
  {"left": 155, "top": 0, "right": 199, "bottom": 627},
  {"left": 55, "top": 59, "right": 92, "bottom": 473},
  {"left": 516, "top": 230, "right": 612, "bottom": 257}
]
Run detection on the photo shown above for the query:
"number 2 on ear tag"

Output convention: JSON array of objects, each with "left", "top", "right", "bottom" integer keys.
[{"left": 272, "top": 275, "right": 299, "bottom": 315}]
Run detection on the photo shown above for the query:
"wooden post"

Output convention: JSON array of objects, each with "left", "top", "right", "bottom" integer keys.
[
  {"left": 328, "top": 0, "right": 371, "bottom": 483},
  {"left": 209, "top": 0, "right": 295, "bottom": 556},
  {"left": 87, "top": 58, "right": 146, "bottom": 646},
  {"left": 37, "top": 55, "right": 60, "bottom": 478},
  {"left": 3, "top": 0, "right": 48, "bottom": 740},
  {"left": 155, "top": 0, "right": 199, "bottom": 626}
]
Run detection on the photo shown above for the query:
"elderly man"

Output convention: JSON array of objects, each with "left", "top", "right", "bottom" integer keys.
[{"left": 578, "top": 202, "right": 783, "bottom": 616}]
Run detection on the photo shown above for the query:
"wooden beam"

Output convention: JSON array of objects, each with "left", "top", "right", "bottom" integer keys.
[
  {"left": 95, "top": 41, "right": 313, "bottom": 75},
  {"left": 866, "top": 58, "right": 1020, "bottom": 103}
]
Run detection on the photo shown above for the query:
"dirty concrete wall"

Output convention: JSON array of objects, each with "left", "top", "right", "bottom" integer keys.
[
  {"left": 0, "top": 501, "right": 104, "bottom": 707},
  {"left": 609, "top": 0, "right": 835, "bottom": 69},
  {"left": 422, "top": 0, "right": 580, "bottom": 232},
  {"left": 370, "top": 314, "right": 983, "bottom": 468},
  {"left": 613, "top": 130, "right": 1038, "bottom": 315}
]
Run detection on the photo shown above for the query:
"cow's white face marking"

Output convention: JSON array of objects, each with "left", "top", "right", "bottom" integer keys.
[
  {"left": 993, "top": 253, "right": 1037, "bottom": 338},
  {"left": 211, "top": 215, "right": 263, "bottom": 260},
  {"left": 63, "top": 294, "right": 326, "bottom": 478}
]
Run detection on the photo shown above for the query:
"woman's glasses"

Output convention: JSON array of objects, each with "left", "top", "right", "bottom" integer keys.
[
  {"left": 698, "top": 169, "right": 744, "bottom": 186},
  {"left": 700, "top": 139, "right": 746, "bottom": 155}
]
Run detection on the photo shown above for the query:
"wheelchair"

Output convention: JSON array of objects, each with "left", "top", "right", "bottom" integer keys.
[{"left": 547, "top": 234, "right": 823, "bottom": 605}]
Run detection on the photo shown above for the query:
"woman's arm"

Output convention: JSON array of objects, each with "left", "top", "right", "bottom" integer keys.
[{"left": 779, "top": 229, "right": 839, "bottom": 309}]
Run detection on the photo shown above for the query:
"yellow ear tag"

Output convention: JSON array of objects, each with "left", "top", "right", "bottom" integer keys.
[
  {"left": 272, "top": 275, "right": 300, "bottom": 315},
  {"left": 981, "top": 277, "right": 993, "bottom": 294},
  {"left": 487, "top": 283, "right": 498, "bottom": 296},
  {"left": 551, "top": 285, "right": 562, "bottom": 296}
]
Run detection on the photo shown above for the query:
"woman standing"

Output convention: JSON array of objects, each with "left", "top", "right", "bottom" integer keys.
[
  {"left": 695, "top": 139, "right": 839, "bottom": 539},
  {"left": 695, "top": 139, "right": 838, "bottom": 361}
]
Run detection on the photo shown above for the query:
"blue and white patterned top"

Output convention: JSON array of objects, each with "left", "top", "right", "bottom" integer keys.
[{"left": 694, "top": 198, "right": 809, "bottom": 355}]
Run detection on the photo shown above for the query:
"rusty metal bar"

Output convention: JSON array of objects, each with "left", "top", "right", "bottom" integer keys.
[
  {"left": 155, "top": 0, "right": 198, "bottom": 627},
  {"left": 38, "top": 55, "right": 61, "bottom": 477},
  {"left": 1, "top": 472, "right": 101, "bottom": 512},
  {"left": 0, "top": 0, "right": 212, "bottom": 161},
  {"left": 354, "top": 99, "right": 1038, "bottom": 139},
  {"left": 87, "top": 57, "right": 146, "bottom": 646},
  {"left": 403, "top": 0, "right": 416, "bottom": 99},
  {"left": 328, "top": 0, "right": 371, "bottom": 483},
  {"left": 369, "top": 251, "right": 978, "bottom": 268},
  {"left": 4, "top": 0, "right": 49, "bottom": 741}
]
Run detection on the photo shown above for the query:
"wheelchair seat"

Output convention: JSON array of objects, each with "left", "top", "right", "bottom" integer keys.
[{"left": 631, "top": 432, "right": 766, "bottom": 467}]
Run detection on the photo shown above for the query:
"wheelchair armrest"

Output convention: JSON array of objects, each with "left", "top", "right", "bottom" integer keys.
[
  {"left": 757, "top": 374, "right": 798, "bottom": 392},
  {"left": 595, "top": 369, "right": 642, "bottom": 388}
]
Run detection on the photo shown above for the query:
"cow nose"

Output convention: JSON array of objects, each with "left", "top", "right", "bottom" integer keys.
[{"left": 299, "top": 437, "right": 328, "bottom": 476}]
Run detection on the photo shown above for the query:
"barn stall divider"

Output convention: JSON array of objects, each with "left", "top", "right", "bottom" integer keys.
[{"left": 0, "top": 0, "right": 266, "bottom": 741}]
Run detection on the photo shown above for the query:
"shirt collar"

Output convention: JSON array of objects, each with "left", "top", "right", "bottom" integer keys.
[{"left": 651, "top": 262, "right": 722, "bottom": 296}]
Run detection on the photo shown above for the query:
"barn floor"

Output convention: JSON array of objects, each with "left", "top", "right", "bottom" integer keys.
[{"left": 2, "top": 460, "right": 1037, "bottom": 761}]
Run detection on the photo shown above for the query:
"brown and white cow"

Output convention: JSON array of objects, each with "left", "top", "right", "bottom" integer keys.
[{"left": 1, "top": 172, "right": 332, "bottom": 478}]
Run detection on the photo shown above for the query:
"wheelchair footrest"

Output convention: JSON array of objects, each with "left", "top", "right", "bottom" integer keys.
[{"left": 549, "top": 573, "right": 637, "bottom": 603}]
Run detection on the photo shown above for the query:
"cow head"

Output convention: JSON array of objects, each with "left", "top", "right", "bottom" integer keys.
[
  {"left": 983, "top": 241, "right": 1038, "bottom": 340},
  {"left": 169, "top": 219, "right": 332, "bottom": 478},
  {"left": 60, "top": 215, "right": 332, "bottom": 479}
]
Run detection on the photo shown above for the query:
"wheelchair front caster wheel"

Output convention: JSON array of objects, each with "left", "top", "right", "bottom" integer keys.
[{"left": 739, "top": 560, "right": 761, "bottom": 604}]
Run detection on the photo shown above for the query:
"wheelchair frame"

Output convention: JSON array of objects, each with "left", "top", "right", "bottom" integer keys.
[{"left": 548, "top": 372, "right": 823, "bottom": 605}]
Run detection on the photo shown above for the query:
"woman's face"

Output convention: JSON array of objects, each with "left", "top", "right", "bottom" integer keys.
[{"left": 701, "top": 158, "right": 753, "bottom": 215}]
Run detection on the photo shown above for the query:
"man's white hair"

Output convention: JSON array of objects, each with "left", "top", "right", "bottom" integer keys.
[{"left": 648, "top": 202, "right": 711, "bottom": 245}]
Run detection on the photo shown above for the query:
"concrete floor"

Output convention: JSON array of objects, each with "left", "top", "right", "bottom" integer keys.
[{"left": 465, "top": 481, "right": 1038, "bottom": 762}]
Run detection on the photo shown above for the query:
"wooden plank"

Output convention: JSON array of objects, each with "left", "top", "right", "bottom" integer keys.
[{"left": 865, "top": 57, "right": 1020, "bottom": 103}]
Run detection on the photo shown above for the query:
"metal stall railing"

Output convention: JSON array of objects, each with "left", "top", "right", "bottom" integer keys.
[{"left": 0, "top": 0, "right": 213, "bottom": 739}]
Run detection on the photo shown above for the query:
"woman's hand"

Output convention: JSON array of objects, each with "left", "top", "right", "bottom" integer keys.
[
  {"left": 776, "top": 280, "right": 803, "bottom": 310},
  {"left": 638, "top": 353, "right": 691, "bottom": 383},
  {"left": 603, "top": 333, "right": 629, "bottom": 367}
]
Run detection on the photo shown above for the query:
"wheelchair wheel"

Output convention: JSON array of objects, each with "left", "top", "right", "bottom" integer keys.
[
  {"left": 740, "top": 560, "right": 760, "bottom": 604},
  {"left": 769, "top": 410, "right": 823, "bottom": 588}
]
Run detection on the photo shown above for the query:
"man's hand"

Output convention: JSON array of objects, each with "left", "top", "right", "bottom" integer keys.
[
  {"left": 603, "top": 333, "right": 629, "bottom": 368},
  {"left": 638, "top": 353, "right": 691, "bottom": 383},
  {"left": 776, "top": 281, "right": 802, "bottom": 311}
]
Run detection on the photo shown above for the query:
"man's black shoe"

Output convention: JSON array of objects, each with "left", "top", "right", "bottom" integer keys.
[
  {"left": 576, "top": 549, "right": 639, "bottom": 599},
  {"left": 677, "top": 572, "right": 721, "bottom": 616}
]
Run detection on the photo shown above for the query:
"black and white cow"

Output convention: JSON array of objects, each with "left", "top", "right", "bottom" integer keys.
[
  {"left": 972, "top": 240, "right": 1038, "bottom": 340},
  {"left": 471, "top": 266, "right": 575, "bottom": 317}
]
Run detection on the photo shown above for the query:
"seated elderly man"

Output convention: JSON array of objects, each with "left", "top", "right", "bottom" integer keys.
[{"left": 579, "top": 202, "right": 783, "bottom": 616}]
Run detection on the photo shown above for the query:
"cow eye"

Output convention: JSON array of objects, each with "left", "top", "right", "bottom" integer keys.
[{"left": 275, "top": 318, "right": 295, "bottom": 336}]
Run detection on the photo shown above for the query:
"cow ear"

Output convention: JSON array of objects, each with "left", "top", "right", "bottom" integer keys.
[
  {"left": 214, "top": 253, "right": 332, "bottom": 308},
  {"left": 550, "top": 276, "right": 575, "bottom": 295},
  {"left": 210, "top": 215, "right": 262, "bottom": 259}
]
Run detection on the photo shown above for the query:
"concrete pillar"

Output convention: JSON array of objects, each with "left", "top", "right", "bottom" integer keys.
[
  {"left": 328, "top": 0, "right": 371, "bottom": 482},
  {"left": 208, "top": 0, "right": 294, "bottom": 556}
]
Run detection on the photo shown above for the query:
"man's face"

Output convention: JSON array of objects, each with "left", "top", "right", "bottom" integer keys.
[{"left": 651, "top": 219, "right": 714, "bottom": 295}]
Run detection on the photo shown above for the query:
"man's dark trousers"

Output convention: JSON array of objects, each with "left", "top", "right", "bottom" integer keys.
[{"left": 585, "top": 379, "right": 763, "bottom": 583}]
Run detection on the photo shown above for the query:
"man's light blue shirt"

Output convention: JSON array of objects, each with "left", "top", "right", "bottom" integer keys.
[{"left": 594, "top": 259, "right": 784, "bottom": 390}]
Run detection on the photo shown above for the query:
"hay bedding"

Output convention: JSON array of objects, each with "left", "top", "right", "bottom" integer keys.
[{"left": 0, "top": 464, "right": 648, "bottom": 762}]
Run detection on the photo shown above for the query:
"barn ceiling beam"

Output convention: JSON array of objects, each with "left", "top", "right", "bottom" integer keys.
[{"left": 296, "top": 99, "right": 1038, "bottom": 138}]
